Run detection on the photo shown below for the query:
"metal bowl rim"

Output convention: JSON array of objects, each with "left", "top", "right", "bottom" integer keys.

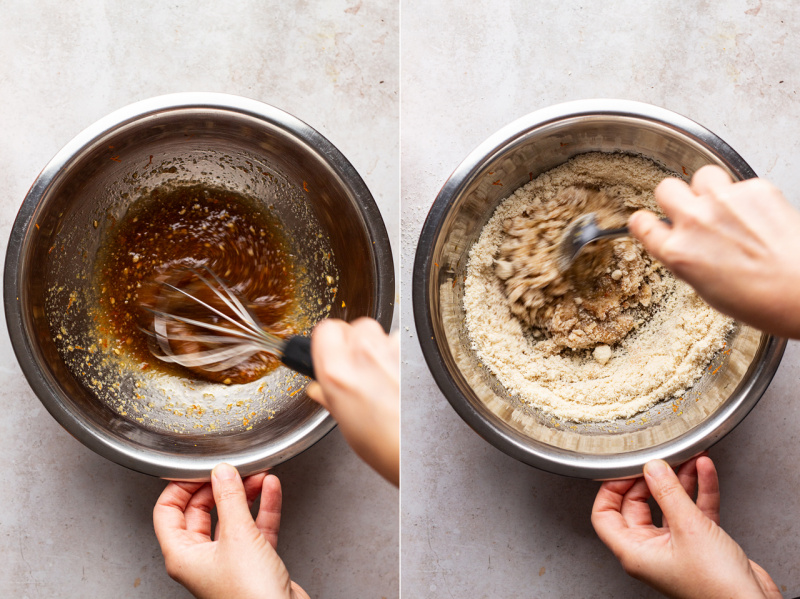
[
  {"left": 5, "top": 92, "right": 395, "bottom": 479},
  {"left": 412, "top": 98, "right": 786, "bottom": 479}
]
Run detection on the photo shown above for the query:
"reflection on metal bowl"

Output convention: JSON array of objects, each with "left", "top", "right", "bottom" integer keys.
[
  {"left": 5, "top": 93, "right": 394, "bottom": 481},
  {"left": 413, "top": 99, "right": 784, "bottom": 480}
]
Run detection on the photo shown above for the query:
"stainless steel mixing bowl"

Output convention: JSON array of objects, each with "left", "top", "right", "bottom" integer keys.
[
  {"left": 5, "top": 93, "right": 394, "bottom": 480},
  {"left": 413, "top": 99, "right": 785, "bottom": 479}
]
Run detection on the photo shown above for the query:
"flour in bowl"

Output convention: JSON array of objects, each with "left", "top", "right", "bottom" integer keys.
[{"left": 464, "top": 152, "right": 732, "bottom": 422}]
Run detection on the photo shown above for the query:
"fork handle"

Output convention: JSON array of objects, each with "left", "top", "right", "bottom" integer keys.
[
  {"left": 593, "top": 226, "right": 630, "bottom": 240},
  {"left": 595, "top": 217, "right": 672, "bottom": 241},
  {"left": 281, "top": 335, "right": 315, "bottom": 379}
]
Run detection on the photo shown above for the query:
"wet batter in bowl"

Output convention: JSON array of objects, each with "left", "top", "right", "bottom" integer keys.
[
  {"left": 464, "top": 152, "right": 733, "bottom": 422},
  {"left": 94, "top": 184, "right": 297, "bottom": 384}
]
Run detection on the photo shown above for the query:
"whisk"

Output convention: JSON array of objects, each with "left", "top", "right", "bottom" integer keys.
[{"left": 142, "top": 266, "right": 315, "bottom": 380}]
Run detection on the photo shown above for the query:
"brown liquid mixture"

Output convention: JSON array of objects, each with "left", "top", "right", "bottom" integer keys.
[{"left": 95, "top": 184, "right": 296, "bottom": 384}]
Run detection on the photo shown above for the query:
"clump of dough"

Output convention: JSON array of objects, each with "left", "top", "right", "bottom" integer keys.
[
  {"left": 593, "top": 344, "right": 612, "bottom": 365},
  {"left": 495, "top": 186, "right": 666, "bottom": 352}
]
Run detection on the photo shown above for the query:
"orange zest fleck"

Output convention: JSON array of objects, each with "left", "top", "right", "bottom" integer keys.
[
  {"left": 682, "top": 166, "right": 688, "bottom": 176},
  {"left": 110, "top": 155, "right": 121, "bottom": 162},
  {"left": 303, "top": 181, "right": 309, "bottom": 192},
  {"left": 492, "top": 180, "right": 503, "bottom": 186}
]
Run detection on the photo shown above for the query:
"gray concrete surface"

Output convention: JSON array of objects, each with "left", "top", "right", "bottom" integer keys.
[
  {"left": 0, "top": 2, "right": 398, "bottom": 598},
  {"left": 401, "top": 1, "right": 800, "bottom": 597}
]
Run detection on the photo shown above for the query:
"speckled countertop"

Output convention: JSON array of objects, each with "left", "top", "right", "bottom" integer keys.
[
  {"left": 0, "top": 2, "right": 398, "bottom": 598},
  {"left": 401, "top": 1, "right": 800, "bottom": 597},
  {"left": 6, "top": 2, "right": 800, "bottom": 598}
]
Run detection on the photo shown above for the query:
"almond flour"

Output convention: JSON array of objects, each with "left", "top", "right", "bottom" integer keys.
[{"left": 464, "top": 152, "right": 733, "bottom": 422}]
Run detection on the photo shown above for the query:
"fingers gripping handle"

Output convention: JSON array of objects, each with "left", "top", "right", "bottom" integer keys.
[
  {"left": 281, "top": 335, "right": 315, "bottom": 379},
  {"left": 597, "top": 217, "right": 672, "bottom": 242}
]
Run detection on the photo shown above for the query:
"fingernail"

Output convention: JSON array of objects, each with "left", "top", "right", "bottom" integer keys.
[
  {"left": 213, "top": 463, "right": 237, "bottom": 481},
  {"left": 644, "top": 459, "right": 669, "bottom": 477}
]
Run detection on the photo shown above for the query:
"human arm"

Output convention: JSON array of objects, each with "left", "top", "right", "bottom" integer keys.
[
  {"left": 306, "top": 317, "right": 399, "bottom": 486},
  {"left": 628, "top": 165, "right": 800, "bottom": 337},
  {"left": 153, "top": 464, "right": 309, "bottom": 599},
  {"left": 591, "top": 456, "right": 780, "bottom": 599}
]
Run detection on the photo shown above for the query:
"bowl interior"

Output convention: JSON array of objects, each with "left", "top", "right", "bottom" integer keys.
[
  {"left": 422, "top": 112, "right": 773, "bottom": 476},
  {"left": 13, "top": 102, "right": 391, "bottom": 478}
]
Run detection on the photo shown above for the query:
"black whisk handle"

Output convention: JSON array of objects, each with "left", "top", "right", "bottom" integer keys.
[{"left": 281, "top": 335, "right": 315, "bottom": 379}]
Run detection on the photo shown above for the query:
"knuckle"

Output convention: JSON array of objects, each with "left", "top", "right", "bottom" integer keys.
[
  {"left": 352, "top": 316, "right": 379, "bottom": 330},
  {"left": 631, "top": 214, "right": 654, "bottom": 238},
  {"left": 708, "top": 186, "right": 733, "bottom": 203},
  {"left": 353, "top": 330, "right": 378, "bottom": 356},
  {"left": 694, "top": 164, "right": 715, "bottom": 176},
  {"left": 353, "top": 320, "right": 386, "bottom": 346},
  {"left": 657, "top": 238, "right": 689, "bottom": 268},
  {"left": 745, "top": 178, "right": 775, "bottom": 196},
  {"left": 694, "top": 164, "right": 725, "bottom": 180},
  {"left": 654, "top": 480, "right": 678, "bottom": 503},
  {"left": 215, "top": 485, "right": 243, "bottom": 504},
  {"left": 656, "top": 176, "right": 683, "bottom": 194},
  {"left": 680, "top": 206, "right": 713, "bottom": 228}
]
